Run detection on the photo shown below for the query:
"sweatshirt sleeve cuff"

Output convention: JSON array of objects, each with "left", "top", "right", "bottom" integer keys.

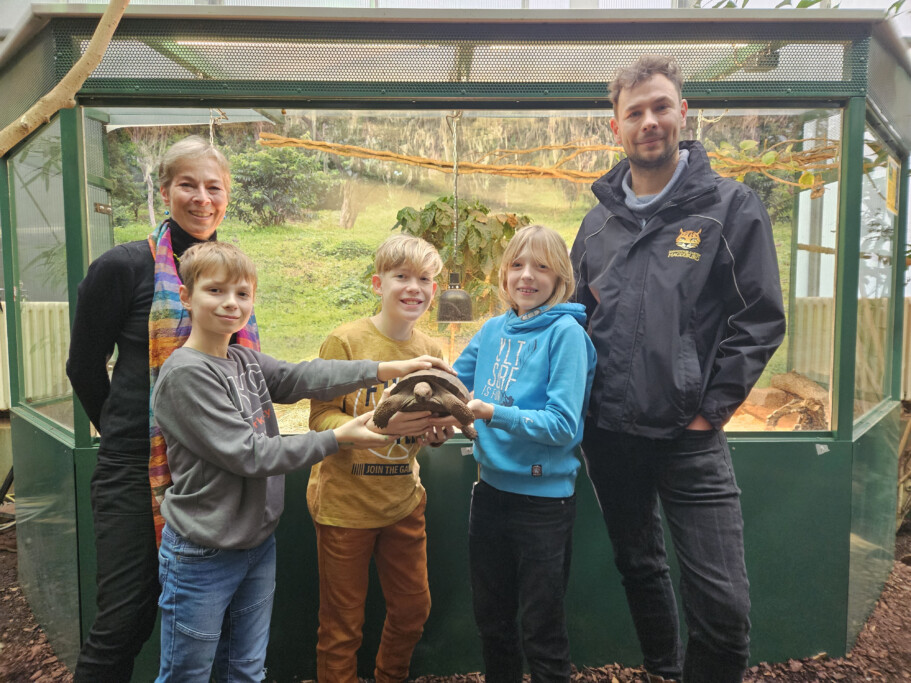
[
  {"left": 311, "top": 427, "right": 341, "bottom": 457},
  {"left": 487, "top": 405, "right": 517, "bottom": 432},
  {"left": 368, "top": 360, "right": 382, "bottom": 382}
]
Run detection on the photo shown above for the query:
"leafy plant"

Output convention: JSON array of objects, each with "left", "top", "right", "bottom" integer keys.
[
  {"left": 313, "top": 239, "right": 375, "bottom": 260},
  {"left": 330, "top": 278, "right": 374, "bottom": 308},
  {"left": 394, "top": 195, "right": 531, "bottom": 313},
  {"left": 230, "top": 146, "right": 339, "bottom": 228},
  {"left": 703, "top": 138, "right": 834, "bottom": 199}
]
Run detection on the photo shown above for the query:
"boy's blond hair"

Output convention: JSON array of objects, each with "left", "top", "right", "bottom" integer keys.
[
  {"left": 375, "top": 234, "right": 443, "bottom": 277},
  {"left": 179, "top": 242, "right": 257, "bottom": 295},
  {"left": 498, "top": 225, "right": 574, "bottom": 312},
  {"left": 158, "top": 135, "right": 231, "bottom": 195}
]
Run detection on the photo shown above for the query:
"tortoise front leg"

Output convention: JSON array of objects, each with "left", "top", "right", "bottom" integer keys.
[
  {"left": 372, "top": 394, "right": 408, "bottom": 429},
  {"left": 439, "top": 395, "right": 478, "bottom": 440}
]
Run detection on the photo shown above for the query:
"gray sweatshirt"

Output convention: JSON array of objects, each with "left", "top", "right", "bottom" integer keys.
[{"left": 152, "top": 345, "right": 379, "bottom": 549}]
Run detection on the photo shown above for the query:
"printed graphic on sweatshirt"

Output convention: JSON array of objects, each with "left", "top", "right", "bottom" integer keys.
[
  {"left": 350, "top": 378, "right": 421, "bottom": 466},
  {"left": 226, "top": 362, "right": 272, "bottom": 435},
  {"left": 668, "top": 228, "right": 702, "bottom": 261},
  {"left": 479, "top": 337, "right": 533, "bottom": 406}
]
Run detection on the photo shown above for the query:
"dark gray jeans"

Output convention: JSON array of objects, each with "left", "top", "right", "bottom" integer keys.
[
  {"left": 74, "top": 448, "right": 160, "bottom": 683},
  {"left": 469, "top": 479, "right": 576, "bottom": 683},
  {"left": 582, "top": 425, "right": 751, "bottom": 683}
]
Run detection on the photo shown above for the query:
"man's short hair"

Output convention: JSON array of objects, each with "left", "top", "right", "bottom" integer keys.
[
  {"left": 610, "top": 54, "right": 684, "bottom": 110},
  {"left": 375, "top": 234, "right": 443, "bottom": 278},
  {"left": 158, "top": 135, "right": 231, "bottom": 196},
  {"left": 179, "top": 241, "right": 257, "bottom": 295},
  {"left": 498, "top": 224, "right": 574, "bottom": 312}
]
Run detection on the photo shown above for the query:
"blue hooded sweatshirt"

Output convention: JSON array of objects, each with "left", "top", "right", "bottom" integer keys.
[{"left": 453, "top": 303, "right": 596, "bottom": 498}]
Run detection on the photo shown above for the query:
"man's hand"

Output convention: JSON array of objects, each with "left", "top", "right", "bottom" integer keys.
[
  {"left": 377, "top": 356, "right": 455, "bottom": 381},
  {"left": 685, "top": 414, "right": 713, "bottom": 431},
  {"left": 333, "top": 412, "right": 399, "bottom": 449}
]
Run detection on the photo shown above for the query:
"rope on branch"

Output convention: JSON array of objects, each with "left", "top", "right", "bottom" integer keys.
[{"left": 257, "top": 132, "right": 841, "bottom": 190}]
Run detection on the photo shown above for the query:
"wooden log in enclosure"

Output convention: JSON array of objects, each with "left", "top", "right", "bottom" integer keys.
[{"left": 770, "top": 370, "right": 829, "bottom": 402}]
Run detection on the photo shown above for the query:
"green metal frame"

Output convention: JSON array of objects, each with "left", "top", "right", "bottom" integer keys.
[{"left": 833, "top": 97, "right": 866, "bottom": 439}]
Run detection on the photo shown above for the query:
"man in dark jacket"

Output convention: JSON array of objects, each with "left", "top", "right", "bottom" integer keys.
[{"left": 571, "top": 55, "right": 786, "bottom": 683}]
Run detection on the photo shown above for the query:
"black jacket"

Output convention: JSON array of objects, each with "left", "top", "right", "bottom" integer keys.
[{"left": 571, "top": 140, "right": 786, "bottom": 438}]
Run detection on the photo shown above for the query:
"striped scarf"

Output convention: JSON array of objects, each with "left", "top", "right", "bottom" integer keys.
[{"left": 148, "top": 220, "right": 260, "bottom": 546}]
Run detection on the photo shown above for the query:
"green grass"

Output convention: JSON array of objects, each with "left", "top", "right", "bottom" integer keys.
[
  {"left": 117, "top": 177, "right": 592, "bottom": 363},
  {"left": 118, "top": 176, "right": 800, "bottom": 431},
  {"left": 117, "top": 176, "right": 795, "bottom": 384}
]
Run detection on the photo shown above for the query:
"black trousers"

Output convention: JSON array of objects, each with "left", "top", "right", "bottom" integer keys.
[
  {"left": 74, "top": 448, "right": 160, "bottom": 683},
  {"left": 469, "top": 479, "right": 576, "bottom": 683},
  {"left": 582, "top": 425, "right": 751, "bottom": 683}
]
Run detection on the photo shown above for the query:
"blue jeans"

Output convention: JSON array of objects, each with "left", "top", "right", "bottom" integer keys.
[
  {"left": 156, "top": 525, "right": 276, "bottom": 683},
  {"left": 582, "top": 425, "right": 750, "bottom": 683},
  {"left": 469, "top": 479, "right": 575, "bottom": 683}
]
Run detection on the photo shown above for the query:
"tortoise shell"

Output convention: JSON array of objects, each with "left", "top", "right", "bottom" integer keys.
[{"left": 389, "top": 368, "right": 470, "bottom": 401}]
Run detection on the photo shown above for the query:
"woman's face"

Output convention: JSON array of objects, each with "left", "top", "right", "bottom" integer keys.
[{"left": 160, "top": 158, "right": 229, "bottom": 239}]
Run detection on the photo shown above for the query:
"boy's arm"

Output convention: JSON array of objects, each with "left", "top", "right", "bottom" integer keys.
[
  {"left": 155, "top": 362, "right": 360, "bottom": 477},
  {"left": 258, "top": 352, "right": 381, "bottom": 406},
  {"left": 473, "top": 324, "right": 594, "bottom": 447}
]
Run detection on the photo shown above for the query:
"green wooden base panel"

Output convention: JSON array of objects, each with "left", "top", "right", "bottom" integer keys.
[
  {"left": 848, "top": 405, "right": 901, "bottom": 649},
  {"left": 12, "top": 418, "right": 898, "bottom": 681}
]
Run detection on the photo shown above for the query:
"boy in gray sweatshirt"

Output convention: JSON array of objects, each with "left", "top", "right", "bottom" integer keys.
[{"left": 151, "top": 241, "right": 450, "bottom": 683}]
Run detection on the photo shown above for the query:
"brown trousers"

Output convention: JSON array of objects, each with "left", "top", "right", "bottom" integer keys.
[{"left": 314, "top": 495, "right": 431, "bottom": 683}]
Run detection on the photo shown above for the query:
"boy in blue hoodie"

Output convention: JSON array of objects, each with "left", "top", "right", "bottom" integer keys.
[{"left": 442, "top": 224, "right": 596, "bottom": 681}]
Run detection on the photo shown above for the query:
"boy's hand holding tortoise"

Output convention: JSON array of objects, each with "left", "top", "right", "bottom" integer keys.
[{"left": 373, "top": 369, "right": 478, "bottom": 440}]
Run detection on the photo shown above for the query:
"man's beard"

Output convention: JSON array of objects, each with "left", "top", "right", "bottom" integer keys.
[{"left": 627, "top": 141, "right": 677, "bottom": 171}]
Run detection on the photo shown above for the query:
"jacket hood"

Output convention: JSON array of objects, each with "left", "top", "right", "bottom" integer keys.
[
  {"left": 503, "top": 302, "right": 587, "bottom": 333},
  {"left": 591, "top": 140, "right": 717, "bottom": 213}
]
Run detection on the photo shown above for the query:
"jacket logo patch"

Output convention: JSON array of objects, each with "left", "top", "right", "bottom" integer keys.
[
  {"left": 531, "top": 464, "right": 543, "bottom": 477},
  {"left": 668, "top": 228, "right": 702, "bottom": 261}
]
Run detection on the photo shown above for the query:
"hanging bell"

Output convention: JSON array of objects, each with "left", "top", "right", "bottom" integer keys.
[{"left": 437, "top": 272, "right": 473, "bottom": 323}]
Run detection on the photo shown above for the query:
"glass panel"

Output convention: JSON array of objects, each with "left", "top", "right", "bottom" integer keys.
[
  {"left": 854, "top": 125, "right": 898, "bottom": 418},
  {"left": 702, "top": 109, "right": 841, "bottom": 432},
  {"left": 8, "top": 118, "right": 74, "bottom": 430},
  {"left": 85, "top": 114, "right": 115, "bottom": 261},
  {"left": 102, "top": 105, "right": 839, "bottom": 432}
]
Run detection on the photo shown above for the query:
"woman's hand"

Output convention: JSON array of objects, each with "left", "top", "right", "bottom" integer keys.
[
  {"left": 377, "top": 356, "right": 455, "bottom": 381},
  {"left": 333, "top": 412, "right": 399, "bottom": 449}
]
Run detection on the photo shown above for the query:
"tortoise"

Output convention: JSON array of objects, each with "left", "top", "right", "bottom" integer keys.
[{"left": 373, "top": 368, "right": 478, "bottom": 440}]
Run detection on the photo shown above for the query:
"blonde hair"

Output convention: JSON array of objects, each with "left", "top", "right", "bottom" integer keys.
[
  {"left": 179, "top": 242, "right": 257, "bottom": 295},
  {"left": 158, "top": 136, "right": 231, "bottom": 195},
  {"left": 375, "top": 234, "right": 443, "bottom": 277},
  {"left": 498, "top": 225, "right": 573, "bottom": 312}
]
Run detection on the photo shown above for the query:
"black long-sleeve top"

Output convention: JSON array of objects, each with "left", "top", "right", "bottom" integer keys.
[{"left": 66, "top": 222, "right": 212, "bottom": 454}]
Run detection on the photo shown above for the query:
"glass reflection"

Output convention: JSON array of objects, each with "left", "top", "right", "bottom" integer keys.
[
  {"left": 854, "top": 126, "right": 898, "bottom": 418},
  {"left": 8, "top": 118, "right": 74, "bottom": 430}
]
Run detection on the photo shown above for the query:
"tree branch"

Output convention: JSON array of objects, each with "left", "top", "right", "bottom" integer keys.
[{"left": 0, "top": 0, "right": 130, "bottom": 156}]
